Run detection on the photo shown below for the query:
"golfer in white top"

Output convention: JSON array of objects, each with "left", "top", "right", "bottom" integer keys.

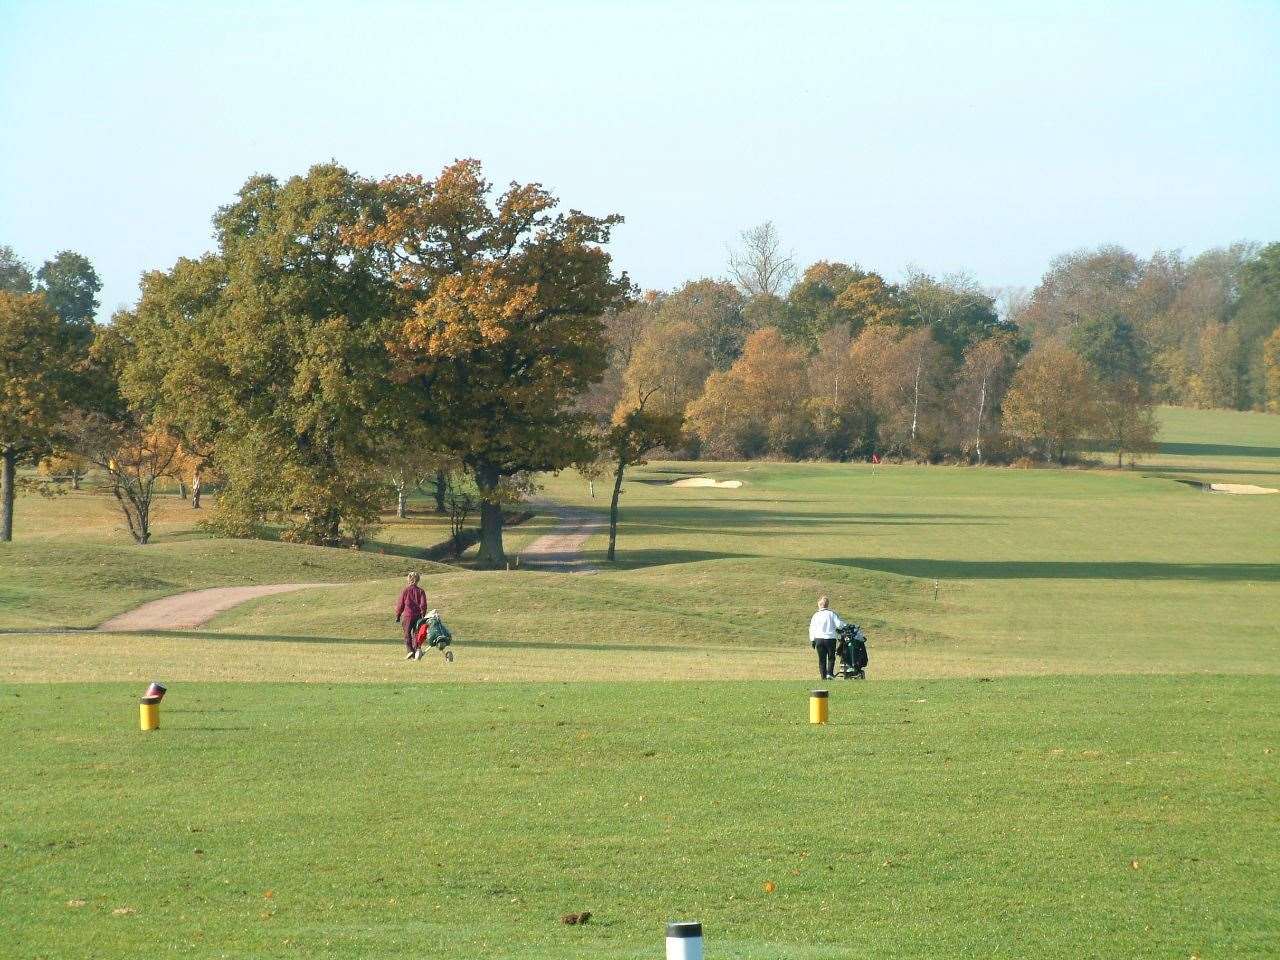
[{"left": 809, "top": 595, "right": 845, "bottom": 680}]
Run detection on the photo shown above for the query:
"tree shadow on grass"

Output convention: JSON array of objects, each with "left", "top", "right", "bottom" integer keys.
[
  {"left": 583, "top": 548, "right": 756, "bottom": 570},
  {"left": 131, "top": 628, "right": 748, "bottom": 655},
  {"left": 1144, "top": 465, "right": 1280, "bottom": 478},
  {"left": 823, "top": 557, "right": 1280, "bottom": 582},
  {"left": 1158, "top": 441, "right": 1280, "bottom": 459},
  {"left": 359, "top": 539, "right": 437, "bottom": 560},
  {"left": 614, "top": 504, "right": 1004, "bottom": 533}
]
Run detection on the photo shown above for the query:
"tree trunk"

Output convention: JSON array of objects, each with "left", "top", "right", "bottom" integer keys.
[
  {"left": 434, "top": 469, "right": 447, "bottom": 513},
  {"left": 192, "top": 473, "right": 202, "bottom": 509},
  {"left": 1, "top": 446, "right": 15, "bottom": 542},
  {"left": 607, "top": 457, "right": 626, "bottom": 562},
  {"left": 71, "top": 471, "right": 81, "bottom": 491},
  {"left": 395, "top": 480, "right": 408, "bottom": 519},
  {"left": 474, "top": 463, "right": 506, "bottom": 568},
  {"left": 179, "top": 480, "right": 188, "bottom": 499},
  {"left": 975, "top": 375, "right": 988, "bottom": 463},
  {"left": 138, "top": 482, "right": 152, "bottom": 545},
  {"left": 910, "top": 357, "right": 923, "bottom": 443}
]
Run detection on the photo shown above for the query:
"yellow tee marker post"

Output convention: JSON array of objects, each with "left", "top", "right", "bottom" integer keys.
[
  {"left": 810, "top": 689, "right": 829, "bottom": 725},
  {"left": 139, "top": 695, "right": 160, "bottom": 731}
]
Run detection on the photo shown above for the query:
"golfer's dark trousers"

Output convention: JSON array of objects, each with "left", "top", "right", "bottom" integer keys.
[{"left": 815, "top": 638, "right": 836, "bottom": 678}]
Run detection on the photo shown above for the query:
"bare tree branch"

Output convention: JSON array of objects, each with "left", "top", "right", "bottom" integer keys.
[{"left": 727, "top": 221, "right": 796, "bottom": 298}]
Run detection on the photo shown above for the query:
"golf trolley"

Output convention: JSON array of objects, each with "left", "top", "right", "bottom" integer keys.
[
  {"left": 412, "top": 613, "right": 455, "bottom": 663},
  {"left": 834, "top": 623, "right": 868, "bottom": 680}
]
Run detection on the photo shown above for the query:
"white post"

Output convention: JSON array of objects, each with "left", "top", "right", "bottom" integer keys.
[{"left": 666, "top": 921, "right": 703, "bottom": 960}]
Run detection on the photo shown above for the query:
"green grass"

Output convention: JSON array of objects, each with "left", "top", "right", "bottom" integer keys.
[
  {"left": 2, "top": 678, "right": 1275, "bottom": 959},
  {"left": 0, "top": 494, "right": 460, "bottom": 629},
  {"left": 2, "top": 405, "right": 1279, "bottom": 957}
]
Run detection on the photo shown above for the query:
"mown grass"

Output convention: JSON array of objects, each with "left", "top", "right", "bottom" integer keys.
[
  {"left": 1, "top": 677, "right": 1275, "bottom": 959},
  {"left": 2, "top": 406, "right": 1278, "bottom": 958}
]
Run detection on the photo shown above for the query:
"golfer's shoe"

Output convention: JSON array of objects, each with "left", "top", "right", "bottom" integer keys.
[
  {"left": 414, "top": 648, "right": 424, "bottom": 660},
  {"left": 404, "top": 651, "right": 415, "bottom": 660},
  {"left": 444, "top": 650, "right": 455, "bottom": 662}
]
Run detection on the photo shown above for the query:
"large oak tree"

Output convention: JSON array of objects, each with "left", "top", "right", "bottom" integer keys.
[
  {"left": 352, "top": 160, "right": 631, "bottom": 567},
  {"left": 118, "top": 164, "right": 405, "bottom": 544}
]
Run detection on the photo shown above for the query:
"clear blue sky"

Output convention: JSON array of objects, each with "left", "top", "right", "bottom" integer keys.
[{"left": 2, "top": 0, "right": 1278, "bottom": 316}]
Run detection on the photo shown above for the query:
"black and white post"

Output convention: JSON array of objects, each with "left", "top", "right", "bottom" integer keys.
[{"left": 666, "top": 921, "right": 703, "bottom": 960}]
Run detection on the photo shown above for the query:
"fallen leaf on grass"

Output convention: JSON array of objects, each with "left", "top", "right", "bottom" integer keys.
[
  {"left": 762, "top": 881, "right": 776, "bottom": 893},
  {"left": 67, "top": 899, "right": 86, "bottom": 908},
  {"left": 1130, "top": 860, "right": 1140, "bottom": 870},
  {"left": 263, "top": 890, "right": 274, "bottom": 899},
  {"left": 112, "top": 907, "right": 136, "bottom": 916},
  {"left": 561, "top": 911, "right": 592, "bottom": 925}
]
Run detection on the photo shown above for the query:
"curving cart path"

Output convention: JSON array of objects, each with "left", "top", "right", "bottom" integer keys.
[
  {"left": 519, "top": 507, "right": 604, "bottom": 574},
  {"left": 97, "top": 583, "right": 343, "bottom": 632}
]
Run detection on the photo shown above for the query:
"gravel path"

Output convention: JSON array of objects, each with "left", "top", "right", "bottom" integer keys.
[
  {"left": 97, "top": 583, "right": 344, "bottom": 632},
  {"left": 520, "top": 507, "right": 605, "bottom": 573}
]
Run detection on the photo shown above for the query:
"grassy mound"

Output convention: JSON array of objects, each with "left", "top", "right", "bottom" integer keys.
[{"left": 0, "top": 495, "right": 445, "bottom": 629}]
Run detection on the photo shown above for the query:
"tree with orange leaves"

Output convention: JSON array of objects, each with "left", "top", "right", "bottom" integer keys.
[{"left": 351, "top": 160, "right": 632, "bottom": 567}]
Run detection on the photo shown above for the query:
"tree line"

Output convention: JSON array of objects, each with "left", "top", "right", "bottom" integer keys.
[
  {"left": 3, "top": 166, "right": 1278, "bottom": 561},
  {"left": 584, "top": 229, "right": 1280, "bottom": 473}
]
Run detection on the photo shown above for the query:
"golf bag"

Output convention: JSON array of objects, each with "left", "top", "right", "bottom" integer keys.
[
  {"left": 412, "top": 611, "right": 455, "bottom": 662},
  {"left": 835, "top": 623, "right": 868, "bottom": 679}
]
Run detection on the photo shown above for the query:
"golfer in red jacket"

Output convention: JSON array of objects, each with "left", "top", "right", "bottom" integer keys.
[{"left": 394, "top": 572, "right": 428, "bottom": 660}]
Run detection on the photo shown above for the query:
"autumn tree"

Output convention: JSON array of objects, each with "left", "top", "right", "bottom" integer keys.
[
  {"left": 657, "top": 279, "right": 750, "bottom": 372},
  {"left": 1189, "top": 323, "right": 1248, "bottom": 409},
  {"left": 1094, "top": 380, "right": 1159, "bottom": 467},
  {"left": 903, "top": 271, "right": 1007, "bottom": 360},
  {"left": 117, "top": 165, "right": 403, "bottom": 544},
  {"left": 727, "top": 221, "right": 795, "bottom": 298},
  {"left": 1265, "top": 328, "right": 1280, "bottom": 413},
  {"left": 742, "top": 292, "right": 789, "bottom": 333},
  {"left": 66, "top": 413, "right": 181, "bottom": 544},
  {"left": 833, "top": 272, "right": 909, "bottom": 336},
  {"left": 808, "top": 325, "right": 875, "bottom": 459},
  {"left": 0, "top": 292, "right": 80, "bottom": 541},
  {"left": 38, "top": 452, "right": 90, "bottom": 490},
  {"left": 1070, "top": 313, "right": 1158, "bottom": 465},
  {"left": 781, "top": 261, "right": 866, "bottom": 345},
  {"left": 1013, "top": 245, "right": 1141, "bottom": 344},
  {"left": 619, "top": 281, "right": 747, "bottom": 432},
  {"left": 1001, "top": 344, "right": 1100, "bottom": 462},
  {"left": 601, "top": 387, "right": 683, "bottom": 561},
  {"left": 956, "top": 332, "right": 1020, "bottom": 462},
  {"left": 581, "top": 295, "right": 660, "bottom": 420},
  {"left": 351, "top": 159, "right": 631, "bottom": 567},
  {"left": 686, "top": 327, "right": 813, "bottom": 459},
  {"left": 848, "top": 325, "right": 914, "bottom": 456}
]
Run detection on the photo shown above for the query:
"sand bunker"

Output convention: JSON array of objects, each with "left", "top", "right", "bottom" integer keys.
[
  {"left": 670, "top": 477, "right": 744, "bottom": 489},
  {"left": 1209, "top": 483, "right": 1278, "bottom": 495}
]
